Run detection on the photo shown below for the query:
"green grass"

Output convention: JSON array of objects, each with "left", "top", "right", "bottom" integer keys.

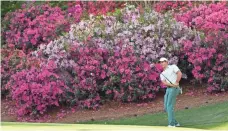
[
  {"left": 2, "top": 101, "right": 228, "bottom": 131},
  {"left": 80, "top": 101, "right": 228, "bottom": 130},
  {"left": 1, "top": 122, "right": 212, "bottom": 131}
]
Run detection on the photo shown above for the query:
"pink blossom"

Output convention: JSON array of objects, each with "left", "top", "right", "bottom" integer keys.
[{"left": 100, "top": 70, "right": 106, "bottom": 79}]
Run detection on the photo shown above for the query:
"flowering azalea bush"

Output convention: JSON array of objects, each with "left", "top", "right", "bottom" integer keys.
[
  {"left": 66, "top": 4, "right": 83, "bottom": 23},
  {"left": 176, "top": 2, "right": 228, "bottom": 92},
  {"left": 103, "top": 46, "right": 161, "bottom": 102},
  {"left": 181, "top": 33, "right": 228, "bottom": 92},
  {"left": 153, "top": 1, "right": 218, "bottom": 14},
  {"left": 1, "top": 47, "right": 26, "bottom": 97},
  {"left": 67, "top": 43, "right": 109, "bottom": 109},
  {"left": 71, "top": 1, "right": 125, "bottom": 16},
  {"left": 69, "top": 5, "right": 198, "bottom": 65},
  {"left": 66, "top": 43, "right": 162, "bottom": 104},
  {"left": 2, "top": 4, "right": 73, "bottom": 52},
  {"left": 48, "top": 1, "right": 125, "bottom": 16},
  {"left": 5, "top": 60, "right": 69, "bottom": 117},
  {"left": 1, "top": 45, "right": 41, "bottom": 97},
  {"left": 154, "top": 1, "right": 193, "bottom": 13},
  {"left": 175, "top": 2, "right": 228, "bottom": 32},
  {"left": 32, "top": 36, "right": 82, "bottom": 69},
  {"left": 33, "top": 41, "right": 107, "bottom": 109}
]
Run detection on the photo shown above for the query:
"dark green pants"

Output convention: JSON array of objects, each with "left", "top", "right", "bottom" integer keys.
[{"left": 164, "top": 87, "right": 180, "bottom": 126}]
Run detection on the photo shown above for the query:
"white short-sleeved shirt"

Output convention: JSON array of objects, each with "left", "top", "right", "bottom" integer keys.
[{"left": 160, "top": 65, "right": 180, "bottom": 84}]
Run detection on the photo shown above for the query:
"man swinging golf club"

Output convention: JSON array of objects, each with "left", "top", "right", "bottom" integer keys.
[{"left": 159, "top": 57, "right": 182, "bottom": 127}]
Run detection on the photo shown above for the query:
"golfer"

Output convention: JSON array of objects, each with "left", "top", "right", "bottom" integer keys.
[{"left": 159, "top": 57, "right": 182, "bottom": 127}]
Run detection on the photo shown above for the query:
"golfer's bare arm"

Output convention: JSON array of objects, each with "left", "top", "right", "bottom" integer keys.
[{"left": 176, "top": 71, "right": 182, "bottom": 84}]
